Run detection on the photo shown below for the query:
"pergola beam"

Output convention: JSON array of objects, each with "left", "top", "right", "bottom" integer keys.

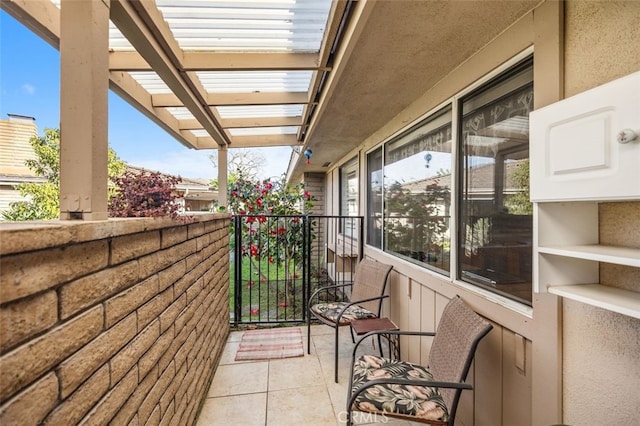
[
  {"left": 180, "top": 116, "right": 302, "bottom": 131},
  {"left": 220, "top": 116, "right": 303, "bottom": 129},
  {"left": 297, "top": 0, "right": 348, "bottom": 141},
  {"left": 0, "top": 0, "right": 60, "bottom": 49},
  {"left": 109, "top": 51, "right": 328, "bottom": 72},
  {"left": 226, "top": 134, "right": 300, "bottom": 148},
  {"left": 184, "top": 52, "right": 328, "bottom": 71},
  {"left": 109, "top": 71, "right": 198, "bottom": 148},
  {"left": 152, "top": 92, "right": 311, "bottom": 107},
  {"left": 110, "top": 0, "right": 228, "bottom": 147}
]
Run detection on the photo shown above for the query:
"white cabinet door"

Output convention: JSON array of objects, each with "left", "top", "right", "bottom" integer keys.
[{"left": 530, "top": 71, "right": 640, "bottom": 201}]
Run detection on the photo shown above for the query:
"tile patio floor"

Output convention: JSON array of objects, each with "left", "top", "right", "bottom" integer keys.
[{"left": 196, "top": 325, "right": 420, "bottom": 426}]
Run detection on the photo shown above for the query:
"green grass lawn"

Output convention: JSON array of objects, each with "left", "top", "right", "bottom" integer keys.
[{"left": 229, "top": 256, "right": 305, "bottom": 323}]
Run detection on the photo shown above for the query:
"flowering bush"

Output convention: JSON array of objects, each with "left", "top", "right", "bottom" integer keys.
[{"left": 228, "top": 168, "right": 315, "bottom": 310}]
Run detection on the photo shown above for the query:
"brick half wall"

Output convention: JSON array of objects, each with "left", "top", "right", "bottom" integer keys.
[{"left": 0, "top": 214, "right": 231, "bottom": 425}]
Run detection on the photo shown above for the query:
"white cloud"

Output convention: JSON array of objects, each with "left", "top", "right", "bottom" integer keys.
[{"left": 21, "top": 83, "right": 36, "bottom": 95}]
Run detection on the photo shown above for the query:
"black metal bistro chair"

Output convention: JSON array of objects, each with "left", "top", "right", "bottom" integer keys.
[
  {"left": 346, "top": 296, "right": 493, "bottom": 425},
  {"left": 307, "top": 258, "right": 393, "bottom": 383}
]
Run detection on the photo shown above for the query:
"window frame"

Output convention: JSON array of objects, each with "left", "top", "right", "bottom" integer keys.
[
  {"left": 339, "top": 156, "right": 359, "bottom": 239},
  {"left": 363, "top": 50, "right": 534, "bottom": 309}
]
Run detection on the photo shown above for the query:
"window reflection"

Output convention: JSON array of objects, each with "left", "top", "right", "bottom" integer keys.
[
  {"left": 458, "top": 60, "right": 533, "bottom": 305},
  {"left": 383, "top": 107, "right": 453, "bottom": 274},
  {"left": 367, "top": 148, "right": 383, "bottom": 248}
]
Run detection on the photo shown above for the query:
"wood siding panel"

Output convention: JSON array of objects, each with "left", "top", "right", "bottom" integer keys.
[{"left": 474, "top": 321, "right": 503, "bottom": 426}]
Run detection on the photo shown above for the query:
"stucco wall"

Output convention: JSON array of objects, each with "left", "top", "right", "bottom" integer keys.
[
  {"left": 0, "top": 214, "right": 230, "bottom": 425},
  {"left": 562, "top": 2, "right": 640, "bottom": 424}
]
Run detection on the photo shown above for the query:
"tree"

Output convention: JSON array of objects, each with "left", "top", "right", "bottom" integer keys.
[
  {"left": 505, "top": 159, "right": 532, "bottom": 215},
  {"left": 228, "top": 167, "right": 314, "bottom": 312},
  {"left": 2, "top": 128, "right": 126, "bottom": 221},
  {"left": 209, "top": 149, "right": 267, "bottom": 189},
  {"left": 384, "top": 173, "right": 450, "bottom": 265}
]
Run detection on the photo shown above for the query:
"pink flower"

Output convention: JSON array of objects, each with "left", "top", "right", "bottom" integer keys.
[
  {"left": 278, "top": 302, "right": 287, "bottom": 308},
  {"left": 250, "top": 308, "right": 260, "bottom": 315}
]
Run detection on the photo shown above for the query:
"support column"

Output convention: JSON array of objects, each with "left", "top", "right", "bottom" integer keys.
[
  {"left": 217, "top": 145, "right": 228, "bottom": 208},
  {"left": 59, "top": 0, "right": 110, "bottom": 220}
]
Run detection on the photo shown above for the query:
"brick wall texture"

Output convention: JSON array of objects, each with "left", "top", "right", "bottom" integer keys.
[{"left": 0, "top": 215, "right": 231, "bottom": 425}]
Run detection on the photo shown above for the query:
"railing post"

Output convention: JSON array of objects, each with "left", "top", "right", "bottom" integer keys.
[
  {"left": 233, "top": 215, "right": 242, "bottom": 326},
  {"left": 302, "top": 215, "right": 310, "bottom": 322},
  {"left": 358, "top": 216, "right": 364, "bottom": 262}
]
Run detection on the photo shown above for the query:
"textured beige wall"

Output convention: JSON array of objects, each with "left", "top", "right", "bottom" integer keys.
[
  {"left": 0, "top": 215, "right": 231, "bottom": 425},
  {"left": 563, "top": 1, "right": 640, "bottom": 424},
  {"left": 564, "top": 0, "right": 640, "bottom": 96}
]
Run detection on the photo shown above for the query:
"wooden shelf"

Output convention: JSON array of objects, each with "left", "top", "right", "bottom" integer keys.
[
  {"left": 538, "top": 245, "right": 640, "bottom": 267},
  {"left": 549, "top": 284, "right": 640, "bottom": 319}
]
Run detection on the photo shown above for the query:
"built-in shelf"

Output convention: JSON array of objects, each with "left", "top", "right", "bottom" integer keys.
[
  {"left": 538, "top": 245, "right": 640, "bottom": 267},
  {"left": 531, "top": 71, "right": 640, "bottom": 319},
  {"left": 549, "top": 284, "right": 640, "bottom": 319}
]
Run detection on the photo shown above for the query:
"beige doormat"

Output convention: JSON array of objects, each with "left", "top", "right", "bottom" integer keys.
[{"left": 235, "top": 327, "right": 304, "bottom": 361}]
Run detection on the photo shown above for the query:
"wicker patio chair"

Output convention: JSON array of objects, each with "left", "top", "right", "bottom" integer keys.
[
  {"left": 307, "top": 258, "right": 393, "bottom": 383},
  {"left": 346, "top": 296, "right": 493, "bottom": 425}
]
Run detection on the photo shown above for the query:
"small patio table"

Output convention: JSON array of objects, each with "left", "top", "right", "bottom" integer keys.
[{"left": 350, "top": 317, "right": 400, "bottom": 359}]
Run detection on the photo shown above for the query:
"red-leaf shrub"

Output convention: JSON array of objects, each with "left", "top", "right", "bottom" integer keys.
[{"left": 109, "top": 169, "right": 181, "bottom": 219}]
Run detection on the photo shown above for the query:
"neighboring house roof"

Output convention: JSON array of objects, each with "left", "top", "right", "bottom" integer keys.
[
  {"left": 125, "top": 165, "right": 218, "bottom": 202},
  {"left": 401, "top": 160, "right": 526, "bottom": 195}
]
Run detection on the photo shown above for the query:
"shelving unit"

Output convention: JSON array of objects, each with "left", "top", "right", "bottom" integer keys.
[
  {"left": 548, "top": 285, "right": 640, "bottom": 319},
  {"left": 537, "top": 245, "right": 640, "bottom": 267},
  {"left": 531, "top": 71, "right": 640, "bottom": 319}
]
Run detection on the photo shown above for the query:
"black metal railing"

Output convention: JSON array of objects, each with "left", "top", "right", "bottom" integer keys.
[{"left": 230, "top": 215, "right": 364, "bottom": 325}]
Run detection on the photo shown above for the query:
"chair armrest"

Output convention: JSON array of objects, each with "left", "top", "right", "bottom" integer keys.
[
  {"left": 308, "top": 282, "right": 354, "bottom": 305},
  {"left": 351, "top": 329, "right": 435, "bottom": 359},
  {"left": 336, "top": 295, "right": 389, "bottom": 322}
]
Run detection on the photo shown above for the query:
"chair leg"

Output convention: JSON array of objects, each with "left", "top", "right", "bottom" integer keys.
[
  {"left": 377, "top": 334, "right": 384, "bottom": 357},
  {"left": 334, "top": 326, "right": 340, "bottom": 383},
  {"left": 349, "top": 326, "right": 356, "bottom": 343},
  {"left": 307, "top": 313, "right": 312, "bottom": 355}
]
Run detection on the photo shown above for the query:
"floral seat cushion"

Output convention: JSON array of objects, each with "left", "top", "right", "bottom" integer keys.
[
  {"left": 350, "top": 354, "right": 449, "bottom": 424},
  {"left": 310, "top": 302, "right": 377, "bottom": 325}
]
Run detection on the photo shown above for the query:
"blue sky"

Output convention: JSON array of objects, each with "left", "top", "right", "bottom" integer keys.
[{"left": 0, "top": 10, "right": 291, "bottom": 181}]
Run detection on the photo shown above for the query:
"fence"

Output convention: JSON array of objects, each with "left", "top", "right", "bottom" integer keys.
[{"left": 231, "top": 215, "right": 364, "bottom": 325}]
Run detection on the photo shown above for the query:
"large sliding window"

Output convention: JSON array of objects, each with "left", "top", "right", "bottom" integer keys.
[
  {"left": 366, "top": 148, "right": 383, "bottom": 248},
  {"left": 458, "top": 59, "right": 533, "bottom": 305},
  {"left": 365, "top": 57, "right": 533, "bottom": 306},
  {"left": 383, "top": 107, "right": 453, "bottom": 274},
  {"left": 339, "top": 157, "right": 359, "bottom": 239}
]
